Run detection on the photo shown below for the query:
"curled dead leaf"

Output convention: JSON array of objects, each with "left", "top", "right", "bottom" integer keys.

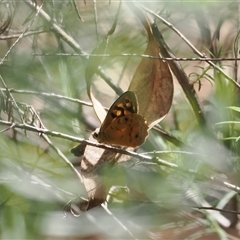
[
  {"left": 128, "top": 5, "right": 173, "bottom": 129},
  {"left": 75, "top": 5, "right": 173, "bottom": 211},
  {"left": 79, "top": 133, "right": 132, "bottom": 210}
]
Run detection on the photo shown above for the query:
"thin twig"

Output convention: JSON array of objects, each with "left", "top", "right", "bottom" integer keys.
[
  {"left": 72, "top": 0, "right": 84, "bottom": 22},
  {"left": 31, "top": 52, "right": 240, "bottom": 61},
  {"left": 0, "top": 29, "right": 49, "bottom": 40},
  {"left": 0, "top": 88, "right": 94, "bottom": 108},
  {"left": 42, "top": 133, "right": 84, "bottom": 183},
  {"left": 24, "top": 0, "right": 119, "bottom": 94},
  {"left": 93, "top": 0, "right": 99, "bottom": 42},
  {"left": 141, "top": 4, "right": 240, "bottom": 90},
  {"left": 0, "top": 4, "right": 43, "bottom": 65},
  {"left": 0, "top": 4, "right": 44, "bottom": 123},
  {"left": 1, "top": 119, "right": 240, "bottom": 195},
  {"left": 0, "top": 88, "right": 187, "bottom": 148},
  {"left": 0, "top": 118, "right": 183, "bottom": 167},
  {"left": 101, "top": 204, "right": 139, "bottom": 240},
  {"left": 0, "top": 119, "right": 151, "bottom": 161},
  {"left": 24, "top": 0, "right": 87, "bottom": 55},
  {"left": 31, "top": 107, "right": 84, "bottom": 183},
  {"left": 195, "top": 206, "right": 240, "bottom": 215}
]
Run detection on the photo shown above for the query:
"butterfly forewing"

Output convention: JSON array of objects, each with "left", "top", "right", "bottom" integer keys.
[{"left": 100, "top": 91, "right": 139, "bottom": 131}]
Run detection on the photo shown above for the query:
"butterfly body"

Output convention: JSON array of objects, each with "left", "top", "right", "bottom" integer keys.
[{"left": 93, "top": 91, "right": 149, "bottom": 148}]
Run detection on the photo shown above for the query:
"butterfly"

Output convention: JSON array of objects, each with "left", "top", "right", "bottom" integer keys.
[{"left": 93, "top": 91, "right": 149, "bottom": 148}]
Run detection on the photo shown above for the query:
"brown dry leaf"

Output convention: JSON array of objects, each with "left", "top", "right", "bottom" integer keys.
[
  {"left": 128, "top": 6, "right": 173, "bottom": 129},
  {"left": 77, "top": 5, "right": 174, "bottom": 211},
  {"left": 78, "top": 133, "right": 132, "bottom": 211},
  {"left": 85, "top": 37, "right": 109, "bottom": 124}
]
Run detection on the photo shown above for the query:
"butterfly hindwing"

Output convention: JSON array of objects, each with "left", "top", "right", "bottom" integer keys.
[{"left": 102, "top": 113, "right": 148, "bottom": 147}]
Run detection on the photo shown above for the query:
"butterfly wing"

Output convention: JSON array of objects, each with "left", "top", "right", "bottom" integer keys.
[
  {"left": 96, "top": 91, "right": 138, "bottom": 135},
  {"left": 102, "top": 113, "right": 149, "bottom": 147},
  {"left": 93, "top": 91, "right": 148, "bottom": 147},
  {"left": 102, "top": 91, "right": 138, "bottom": 128}
]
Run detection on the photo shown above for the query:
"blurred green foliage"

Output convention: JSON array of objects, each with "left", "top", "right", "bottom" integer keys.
[{"left": 0, "top": 0, "right": 240, "bottom": 239}]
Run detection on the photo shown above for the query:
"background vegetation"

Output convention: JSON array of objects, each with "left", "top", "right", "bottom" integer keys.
[{"left": 1, "top": 0, "right": 240, "bottom": 239}]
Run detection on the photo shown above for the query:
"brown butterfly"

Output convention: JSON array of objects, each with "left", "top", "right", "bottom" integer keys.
[{"left": 93, "top": 91, "right": 149, "bottom": 148}]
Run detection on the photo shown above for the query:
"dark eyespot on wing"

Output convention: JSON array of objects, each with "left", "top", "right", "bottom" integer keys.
[
  {"left": 124, "top": 117, "right": 129, "bottom": 122},
  {"left": 113, "top": 106, "right": 125, "bottom": 116},
  {"left": 111, "top": 112, "right": 118, "bottom": 118},
  {"left": 125, "top": 99, "right": 130, "bottom": 104},
  {"left": 125, "top": 106, "right": 135, "bottom": 112},
  {"left": 93, "top": 132, "right": 98, "bottom": 139}
]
